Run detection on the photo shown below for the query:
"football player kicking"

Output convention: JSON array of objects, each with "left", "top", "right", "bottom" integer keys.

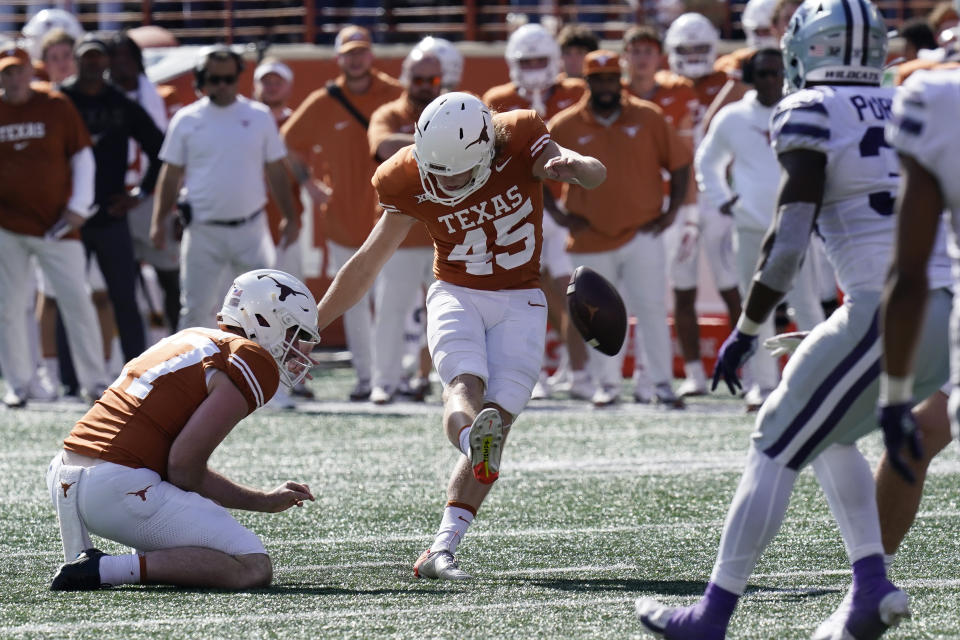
[
  {"left": 314, "top": 92, "right": 605, "bottom": 579},
  {"left": 636, "top": 0, "right": 955, "bottom": 638},
  {"left": 47, "top": 270, "right": 319, "bottom": 590}
]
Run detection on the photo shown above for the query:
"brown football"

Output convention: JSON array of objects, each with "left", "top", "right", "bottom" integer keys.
[{"left": 566, "top": 265, "right": 627, "bottom": 356}]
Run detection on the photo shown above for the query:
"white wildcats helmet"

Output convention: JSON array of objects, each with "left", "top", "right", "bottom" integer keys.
[
  {"left": 218, "top": 269, "right": 320, "bottom": 390},
  {"left": 414, "top": 92, "right": 495, "bottom": 207},
  {"left": 665, "top": 13, "right": 719, "bottom": 78},
  {"left": 21, "top": 9, "right": 84, "bottom": 60},
  {"left": 414, "top": 36, "right": 463, "bottom": 91},
  {"left": 781, "top": 0, "right": 888, "bottom": 91},
  {"left": 505, "top": 23, "right": 562, "bottom": 92},
  {"left": 741, "top": 0, "right": 779, "bottom": 48}
]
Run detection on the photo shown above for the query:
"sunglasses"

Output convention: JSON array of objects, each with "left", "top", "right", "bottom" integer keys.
[
  {"left": 410, "top": 75, "right": 441, "bottom": 87},
  {"left": 206, "top": 74, "right": 237, "bottom": 85}
]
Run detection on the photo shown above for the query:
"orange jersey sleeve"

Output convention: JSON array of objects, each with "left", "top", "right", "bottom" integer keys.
[
  {"left": 895, "top": 58, "right": 960, "bottom": 85},
  {"left": 373, "top": 110, "right": 549, "bottom": 290},
  {"left": 282, "top": 70, "right": 403, "bottom": 248},
  {"left": 549, "top": 96, "right": 692, "bottom": 253},
  {"left": 0, "top": 86, "right": 91, "bottom": 237},
  {"left": 714, "top": 47, "right": 755, "bottom": 78},
  {"left": 63, "top": 329, "right": 279, "bottom": 477}
]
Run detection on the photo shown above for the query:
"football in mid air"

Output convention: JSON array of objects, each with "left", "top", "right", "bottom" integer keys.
[{"left": 566, "top": 265, "right": 627, "bottom": 356}]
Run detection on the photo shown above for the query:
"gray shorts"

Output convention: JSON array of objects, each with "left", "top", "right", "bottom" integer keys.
[{"left": 753, "top": 287, "right": 951, "bottom": 470}]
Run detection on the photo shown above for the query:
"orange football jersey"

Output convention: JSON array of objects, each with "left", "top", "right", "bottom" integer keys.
[
  {"left": 64, "top": 329, "right": 279, "bottom": 478},
  {"left": 482, "top": 76, "right": 587, "bottom": 120},
  {"left": 714, "top": 47, "right": 755, "bottom": 78},
  {"left": 367, "top": 94, "right": 432, "bottom": 248},
  {"left": 548, "top": 95, "right": 692, "bottom": 253},
  {"left": 623, "top": 73, "right": 698, "bottom": 204},
  {"left": 373, "top": 109, "right": 550, "bottom": 291},
  {"left": 482, "top": 77, "right": 586, "bottom": 200},
  {"left": 895, "top": 58, "right": 960, "bottom": 85}
]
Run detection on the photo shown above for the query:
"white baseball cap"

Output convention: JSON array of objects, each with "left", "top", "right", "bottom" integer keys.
[{"left": 254, "top": 59, "right": 293, "bottom": 83}]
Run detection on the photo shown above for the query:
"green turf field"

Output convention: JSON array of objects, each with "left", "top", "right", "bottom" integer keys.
[{"left": 2, "top": 368, "right": 958, "bottom": 639}]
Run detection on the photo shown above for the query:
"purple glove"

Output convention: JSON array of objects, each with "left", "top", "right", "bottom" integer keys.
[
  {"left": 878, "top": 403, "right": 923, "bottom": 483},
  {"left": 711, "top": 329, "right": 758, "bottom": 395}
]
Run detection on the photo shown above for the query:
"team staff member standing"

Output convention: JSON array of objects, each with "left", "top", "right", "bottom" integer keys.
[
  {"left": 253, "top": 58, "right": 303, "bottom": 279},
  {"left": 151, "top": 46, "right": 300, "bottom": 330},
  {"left": 282, "top": 25, "right": 402, "bottom": 401},
  {"left": 549, "top": 51, "right": 691, "bottom": 407},
  {"left": 483, "top": 23, "right": 592, "bottom": 401},
  {"left": 60, "top": 34, "right": 165, "bottom": 364},
  {"left": 365, "top": 49, "right": 442, "bottom": 405},
  {"left": 0, "top": 44, "right": 109, "bottom": 407}
]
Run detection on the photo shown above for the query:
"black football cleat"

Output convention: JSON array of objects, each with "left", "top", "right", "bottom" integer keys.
[{"left": 50, "top": 548, "right": 108, "bottom": 591}]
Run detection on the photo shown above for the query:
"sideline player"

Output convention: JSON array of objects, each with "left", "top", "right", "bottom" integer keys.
[
  {"left": 483, "top": 23, "right": 592, "bottom": 400},
  {"left": 315, "top": 92, "right": 605, "bottom": 578},
  {"left": 636, "top": 0, "right": 950, "bottom": 636},
  {"left": 47, "top": 269, "right": 318, "bottom": 590}
]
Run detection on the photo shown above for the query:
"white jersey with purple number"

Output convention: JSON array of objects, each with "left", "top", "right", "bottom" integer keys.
[
  {"left": 888, "top": 67, "right": 960, "bottom": 264},
  {"left": 771, "top": 85, "right": 951, "bottom": 295}
]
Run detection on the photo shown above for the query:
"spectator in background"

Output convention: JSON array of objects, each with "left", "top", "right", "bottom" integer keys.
[
  {"left": 281, "top": 25, "right": 402, "bottom": 401},
  {"left": 928, "top": 0, "right": 959, "bottom": 39},
  {"left": 484, "top": 22, "right": 593, "bottom": 402},
  {"left": 548, "top": 51, "right": 691, "bottom": 408},
  {"left": 39, "top": 28, "right": 76, "bottom": 84},
  {"left": 662, "top": 13, "right": 744, "bottom": 402},
  {"left": 151, "top": 46, "right": 299, "bottom": 331},
  {"left": 60, "top": 34, "right": 164, "bottom": 370},
  {"left": 556, "top": 23, "right": 599, "bottom": 79},
  {"left": 899, "top": 18, "right": 938, "bottom": 60},
  {"left": 0, "top": 43, "right": 109, "bottom": 407},
  {"left": 253, "top": 58, "right": 302, "bottom": 277},
  {"left": 20, "top": 8, "right": 84, "bottom": 70},
  {"left": 365, "top": 49, "right": 443, "bottom": 405},
  {"left": 108, "top": 32, "right": 181, "bottom": 334},
  {"left": 252, "top": 57, "right": 310, "bottom": 408},
  {"left": 695, "top": 48, "right": 824, "bottom": 410},
  {"left": 411, "top": 36, "right": 463, "bottom": 92}
]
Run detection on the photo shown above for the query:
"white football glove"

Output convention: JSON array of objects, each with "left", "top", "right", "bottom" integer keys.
[{"left": 763, "top": 331, "right": 809, "bottom": 358}]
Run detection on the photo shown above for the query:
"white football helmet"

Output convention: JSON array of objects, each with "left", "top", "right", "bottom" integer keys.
[
  {"left": 218, "top": 269, "right": 320, "bottom": 390},
  {"left": 665, "top": 13, "right": 719, "bottom": 79},
  {"left": 414, "top": 36, "right": 463, "bottom": 91},
  {"left": 21, "top": 9, "right": 84, "bottom": 60},
  {"left": 505, "top": 23, "right": 562, "bottom": 93},
  {"left": 741, "top": 0, "right": 779, "bottom": 48},
  {"left": 414, "top": 92, "right": 495, "bottom": 207}
]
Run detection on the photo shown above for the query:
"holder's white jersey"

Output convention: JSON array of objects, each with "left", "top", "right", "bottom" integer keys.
[
  {"left": 772, "top": 84, "right": 952, "bottom": 294},
  {"left": 888, "top": 68, "right": 960, "bottom": 265}
]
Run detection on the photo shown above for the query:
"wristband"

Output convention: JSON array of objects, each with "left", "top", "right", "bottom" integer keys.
[
  {"left": 879, "top": 373, "right": 913, "bottom": 405},
  {"left": 735, "top": 314, "right": 762, "bottom": 336}
]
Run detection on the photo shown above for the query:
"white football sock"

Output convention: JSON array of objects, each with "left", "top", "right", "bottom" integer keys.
[
  {"left": 812, "top": 444, "right": 884, "bottom": 563},
  {"left": 42, "top": 357, "right": 60, "bottom": 385},
  {"left": 431, "top": 505, "right": 474, "bottom": 554},
  {"left": 99, "top": 553, "right": 141, "bottom": 586},
  {"left": 710, "top": 445, "right": 797, "bottom": 595},
  {"left": 458, "top": 425, "right": 471, "bottom": 457},
  {"left": 684, "top": 360, "right": 707, "bottom": 386}
]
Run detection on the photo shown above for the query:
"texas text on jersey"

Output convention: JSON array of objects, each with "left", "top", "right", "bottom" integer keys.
[{"left": 373, "top": 109, "right": 550, "bottom": 291}]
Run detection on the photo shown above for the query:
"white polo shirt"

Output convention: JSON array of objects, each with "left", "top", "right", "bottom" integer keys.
[
  {"left": 695, "top": 90, "right": 780, "bottom": 233},
  {"left": 160, "top": 95, "right": 286, "bottom": 222}
]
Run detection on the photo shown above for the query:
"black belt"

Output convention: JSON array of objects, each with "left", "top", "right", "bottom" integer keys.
[{"left": 202, "top": 209, "right": 263, "bottom": 227}]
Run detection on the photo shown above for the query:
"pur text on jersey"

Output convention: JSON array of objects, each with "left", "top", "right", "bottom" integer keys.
[
  {"left": 848, "top": 95, "right": 892, "bottom": 122},
  {"left": 436, "top": 185, "right": 524, "bottom": 233}
]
